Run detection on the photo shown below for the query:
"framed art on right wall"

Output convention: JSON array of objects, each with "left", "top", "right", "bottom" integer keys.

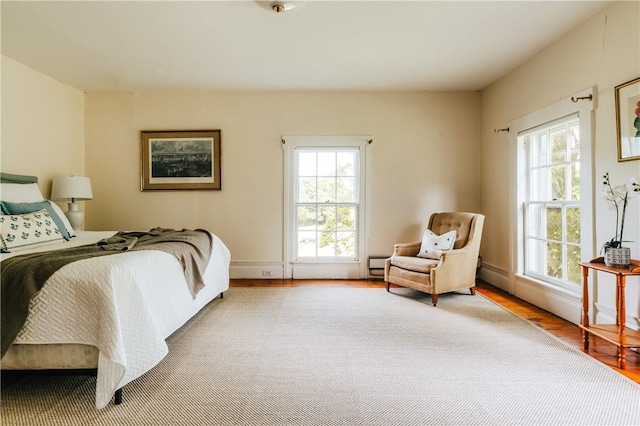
[{"left": 615, "top": 77, "right": 640, "bottom": 162}]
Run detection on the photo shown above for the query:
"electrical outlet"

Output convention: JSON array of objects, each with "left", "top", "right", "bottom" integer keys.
[{"left": 262, "top": 270, "right": 271, "bottom": 277}]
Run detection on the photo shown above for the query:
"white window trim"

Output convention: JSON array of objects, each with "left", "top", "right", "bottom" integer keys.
[
  {"left": 507, "top": 88, "right": 595, "bottom": 323},
  {"left": 283, "top": 136, "right": 370, "bottom": 279}
]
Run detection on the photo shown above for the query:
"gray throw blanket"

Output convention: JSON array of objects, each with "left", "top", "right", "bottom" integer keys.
[{"left": 1, "top": 228, "right": 213, "bottom": 357}]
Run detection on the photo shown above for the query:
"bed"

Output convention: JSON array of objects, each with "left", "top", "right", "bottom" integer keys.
[{"left": 0, "top": 172, "right": 231, "bottom": 409}]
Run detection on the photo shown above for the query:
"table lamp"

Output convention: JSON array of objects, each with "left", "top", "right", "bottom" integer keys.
[{"left": 51, "top": 175, "right": 93, "bottom": 231}]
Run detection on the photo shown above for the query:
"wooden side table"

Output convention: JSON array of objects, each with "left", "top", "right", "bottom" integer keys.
[{"left": 579, "top": 258, "right": 640, "bottom": 369}]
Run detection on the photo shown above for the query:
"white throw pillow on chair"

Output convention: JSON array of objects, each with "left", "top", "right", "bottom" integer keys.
[{"left": 417, "top": 229, "right": 456, "bottom": 260}]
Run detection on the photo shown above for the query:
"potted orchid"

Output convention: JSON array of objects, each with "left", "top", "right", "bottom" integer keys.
[{"left": 601, "top": 172, "right": 640, "bottom": 267}]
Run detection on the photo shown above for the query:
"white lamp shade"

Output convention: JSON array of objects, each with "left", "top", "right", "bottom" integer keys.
[{"left": 51, "top": 176, "right": 93, "bottom": 201}]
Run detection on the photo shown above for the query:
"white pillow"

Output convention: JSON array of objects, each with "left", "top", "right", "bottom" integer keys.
[
  {"left": 417, "top": 229, "right": 456, "bottom": 260},
  {"left": 48, "top": 201, "right": 77, "bottom": 238},
  {"left": 0, "top": 209, "right": 66, "bottom": 252},
  {"left": 0, "top": 183, "right": 45, "bottom": 203}
]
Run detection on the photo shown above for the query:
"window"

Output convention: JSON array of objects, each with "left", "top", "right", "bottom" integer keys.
[
  {"left": 296, "top": 148, "right": 358, "bottom": 259},
  {"left": 521, "top": 115, "right": 581, "bottom": 289},
  {"left": 508, "top": 90, "right": 594, "bottom": 322},
  {"left": 283, "top": 136, "right": 369, "bottom": 279}
]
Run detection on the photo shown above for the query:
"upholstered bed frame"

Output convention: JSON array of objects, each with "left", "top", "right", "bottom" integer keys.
[
  {"left": 0, "top": 172, "right": 115, "bottom": 402},
  {"left": 0, "top": 172, "right": 40, "bottom": 184},
  {"left": 1, "top": 172, "right": 231, "bottom": 408}
]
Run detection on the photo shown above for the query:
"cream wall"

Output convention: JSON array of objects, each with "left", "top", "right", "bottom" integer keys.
[
  {"left": 84, "top": 91, "right": 481, "bottom": 269},
  {"left": 7, "top": 1, "right": 634, "bottom": 303},
  {"left": 1, "top": 56, "right": 85, "bottom": 198},
  {"left": 480, "top": 2, "right": 640, "bottom": 321}
]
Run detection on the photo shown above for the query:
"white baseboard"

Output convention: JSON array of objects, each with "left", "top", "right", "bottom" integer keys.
[
  {"left": 478, "top": 262, "right": 509, "bottom": 292},
  {"left": 595, "top": 302, "right": 640, "bottom": 331},
  {"left": 230, "top": 262, "right": 284, "bottom": 279},
  {"left": 230, "top": 262, "right": 366, "bottom": 280},
  {"left": 291, "top": 262, "right": 362, "bottom": 279}
]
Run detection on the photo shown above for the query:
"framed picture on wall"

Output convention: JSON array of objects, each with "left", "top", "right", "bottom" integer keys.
[
  {"left": 141, "top": 129, "right": 221, "bottom": 190},
  {"left": 615, "top": 77, "right": 640, "bottom": 162}
]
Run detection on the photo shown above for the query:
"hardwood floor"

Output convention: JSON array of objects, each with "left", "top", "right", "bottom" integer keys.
[{"left": 230, "top": 278, "right": 640, "bottom": 384}]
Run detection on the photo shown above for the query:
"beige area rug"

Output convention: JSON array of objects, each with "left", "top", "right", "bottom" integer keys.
[{"left": 2, "top": 286, "right": 640, "bottom": 425}]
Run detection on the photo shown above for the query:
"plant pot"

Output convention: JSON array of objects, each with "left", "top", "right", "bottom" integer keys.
[{"left": 604, "top": 246, "right": 631, "bottom": 268}]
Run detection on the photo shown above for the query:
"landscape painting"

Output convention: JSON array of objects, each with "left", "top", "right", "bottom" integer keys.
[{"left": 141, "top": 130, "right": 221, "bottom": 190}]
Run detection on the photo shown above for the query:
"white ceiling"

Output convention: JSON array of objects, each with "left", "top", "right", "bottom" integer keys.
[{"left": 1, "top": 0, "right": 611, "bottom": 92}]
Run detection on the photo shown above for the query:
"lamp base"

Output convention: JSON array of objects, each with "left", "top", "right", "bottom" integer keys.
[{"left": 65, "top": 202, "right": 85, "bottom": 231}]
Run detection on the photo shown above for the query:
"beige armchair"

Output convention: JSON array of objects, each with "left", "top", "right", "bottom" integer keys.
[{"left": 384, "top": 212, "right": 484, "bottom": 306}]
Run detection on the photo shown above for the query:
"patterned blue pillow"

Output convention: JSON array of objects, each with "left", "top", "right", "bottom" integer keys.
[
  {"left": 0, "top": 210, "right": 65, "bottom": 253},
  {"left": 0, "top": 200, "right": 73, "bottom": 240}
]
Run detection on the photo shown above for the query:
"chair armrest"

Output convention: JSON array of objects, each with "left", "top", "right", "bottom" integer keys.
[
  {"left": 439, "top": 247, "right": 466, "bottom": 259},
  {"left": 391, "top": 242, "right": 421, "bottom": 257},
  {"left": 430, "top": 247, "right": 477, "bottom": 292},
  {"left": 435, "top": 247, "right": 475, "bottom": 268}
]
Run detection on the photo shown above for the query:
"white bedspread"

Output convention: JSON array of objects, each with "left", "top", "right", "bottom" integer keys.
[{"left": 3, "top": 231, "right": 230, "bottom": 409}]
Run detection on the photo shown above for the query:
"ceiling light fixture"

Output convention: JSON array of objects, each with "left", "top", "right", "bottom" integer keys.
[{"left": 255, "top": 1, "right": 304, "bottom": 14}]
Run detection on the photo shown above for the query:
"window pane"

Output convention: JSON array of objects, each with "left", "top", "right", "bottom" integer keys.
[
  {"left": 337, "top": 152, "right": 355, "bottom": 176},
  {"left": 551, "top": 165, "right": 566, "bottom": 200},
  {"left": 525, "top": 135, "right": 535, "bottom": 166},
  {"left": 566, "top": 207, "right": 580, "bottom": 244},
  {"left": 546, "top": 241, "right": 563, "bottom": 279},
  {"left": 317, "top": 177, "right": 336, "bottom": 203},
  {"left": 530, "top": 133, "right": 549, "bottom": 167},
  {"left": 570, "top": 124, "right": 580, "bottom": 161},
  {"left": 570, "top": 163, "right": 580, "bottom": 201},
  {"left": 550, "top": 128, "right": 567, "bottom": 163},
  {"left": 567, "top": 245, "right": 581, "bottom": 284},
  {"left": 527, "top": 204, "right": 543, "bottom": 238},
  {"left": 527, "top": 238, "right": 544, "bottom": 275},
  {"left": 297, "top": 205, "right": 317, "bottom": 228},
  {"left": 298, "top": 177, "right": 316, "bottom": 202},
  {"left": 337, "top": 206, "right": 356, "bottom": 230},
  {"left": 298, "top": 231, "right": 316, "bottom": 257},
  {"left": 546, "top": 206, "right": 562, "bottom": 241},
  {"left": 298, "top": 152, "right": 316, "bottom": 176},
  {"left": 318, "top": 231, "right": 336, "bottom": 256},
  {"left": 530, "top": 168, "right": 549, "bottom": 201},
  {"left": 318, "top": 206, "right": 335, "bottom": 231},
  {"left": 336, "top": 231, "right": 355, "bottom": 257},
  {"left": 317, "top": 152, "right": 336, "bottom": 176},
  {"left": 336, "top": 177, "right": 355, "bottom": 202}
]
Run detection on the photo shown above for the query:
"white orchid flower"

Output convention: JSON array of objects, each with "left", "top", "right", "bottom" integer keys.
[
  {"left": 626, "top": 177, "right": 640, "bottom": 198},
  {"left": 601, "top": 173, "right": 640, "bottom": 247},
  {"left": 601, "top": 186, "right": 615, "bottom": 200}
]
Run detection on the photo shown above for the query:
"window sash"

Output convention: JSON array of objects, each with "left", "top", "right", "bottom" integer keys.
[
  {"left": 524, "top": 201, "right": 581, "bottom": 288},
  {"left": 294, "top": 147, "right": 360, "bottom": 261},
  {"left": 522, "top": 115, "right": 581, "bottom": 290}
]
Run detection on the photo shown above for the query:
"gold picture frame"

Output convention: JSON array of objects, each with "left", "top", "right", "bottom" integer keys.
[
  {"left": 141, "top": 130, "right": 221, "bottom": 190},
  {"left": 615, "top": 77, "right": 640, "bottom": 162}
]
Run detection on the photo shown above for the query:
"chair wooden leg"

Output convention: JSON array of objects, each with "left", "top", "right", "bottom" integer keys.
[
  {"left": 386, "top": 281, "right": 390, "bottom": 292},
  {"left": 431, "top": 293, "right": 438, "bottom": 306},
  {"left": 470, "top": 287, "right": 476, "bottom": 296}
]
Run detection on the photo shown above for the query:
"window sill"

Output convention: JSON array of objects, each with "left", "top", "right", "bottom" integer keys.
[{"left": 514, "top": 273, "right": 581, "bottom": 299}]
